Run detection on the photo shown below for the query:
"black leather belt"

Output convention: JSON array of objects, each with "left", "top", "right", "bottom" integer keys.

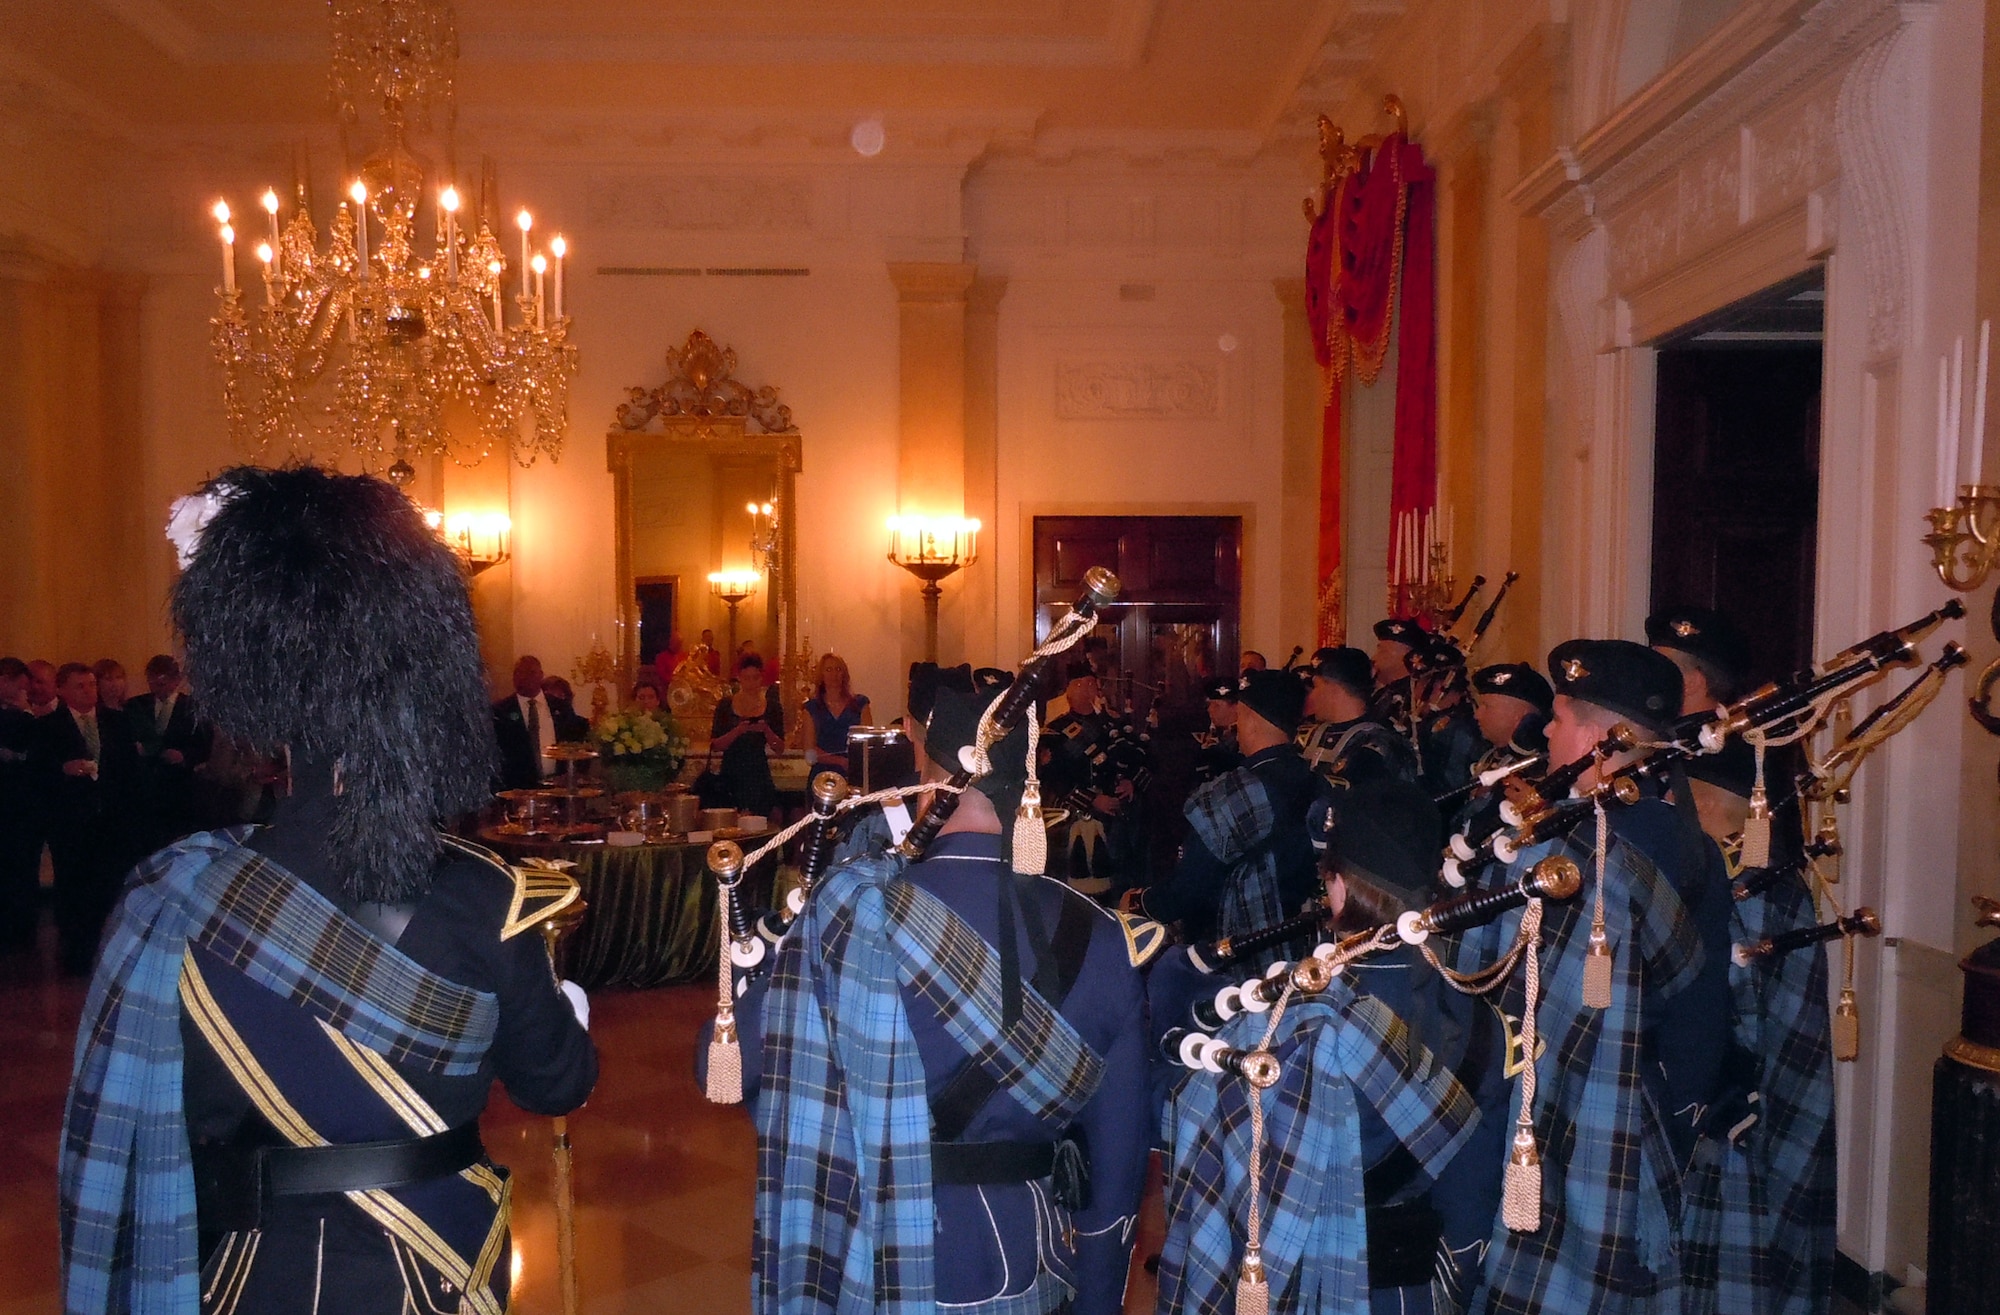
[
  {"left": 1366, "top": 1194, "right": 1443, "bottom": 1289},
  {"left": 193, "top": 1124, "right": 484, "bottom": 1230},
  {"left": 931, "top": 1137, "right": 1092, "bottom": 1211},
  {"left": 931, "top": 1139, "right": 1057, "bottom": 1184}
]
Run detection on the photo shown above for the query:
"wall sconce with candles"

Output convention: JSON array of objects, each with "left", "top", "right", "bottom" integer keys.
[
  {"left": 1923, "top": 321, "right": 1997, "bottom": 591},
  {"left": 444, "top": 510, "right": 512, "bottom": 575},
  {"left": 887, "top": 515, "right": 980, "bottom": 663},
  {"left": 747, "top": 499, "right": 778, "bottom": 573},
  {"left": 708, "top": 569, "right": 761, "bottom": 660}
]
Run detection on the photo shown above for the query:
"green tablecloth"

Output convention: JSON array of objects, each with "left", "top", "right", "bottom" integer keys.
[{"left": 481, "top": 835, "right": 777, "bottom": 990}]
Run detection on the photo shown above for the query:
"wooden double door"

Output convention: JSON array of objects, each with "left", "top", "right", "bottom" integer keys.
[
  {"left": 1650, "top": 347, "right": 1822, "bottom": 684},
  {"left": 1031, "top": 516, "right": 1242, "bottom": 730}
]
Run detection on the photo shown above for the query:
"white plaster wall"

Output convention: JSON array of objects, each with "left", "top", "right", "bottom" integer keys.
[{"left": 966, "top": 156, "right": 1310, "bottom": 669}]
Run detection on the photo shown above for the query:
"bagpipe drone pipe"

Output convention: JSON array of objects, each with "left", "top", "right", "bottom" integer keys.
[
  {"left": 1437, "top": 604, "right": 1967, "bottom": 891},
  {"left": 1165, "top": 851, "right": 1585, "bottom": 1072},
  {"left": 892, "top": 565, "right": 1122, "bottom": 860},
  {"left": 706, "top": 566, "right": 1124, "bottom": 978}
]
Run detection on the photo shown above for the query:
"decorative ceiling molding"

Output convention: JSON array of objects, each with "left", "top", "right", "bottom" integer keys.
[
  {"left": 115, "top": 0, "right": 1163, "bottom": 71},
  {"left": 1265, "top": 0, "right": 1409, "bottom": 138},
  {"left": 1514, "top": 0, "right": 1842, "bottom": 221}
]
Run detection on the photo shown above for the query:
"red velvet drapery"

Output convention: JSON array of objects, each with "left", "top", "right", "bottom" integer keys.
[{"left": 1304, "top": 131, "right": 1437, "bottom": 640}]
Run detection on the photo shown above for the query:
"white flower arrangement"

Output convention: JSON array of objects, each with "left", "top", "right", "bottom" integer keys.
[{"left": 592, "top": 707, "right": 689, "bottom": 771}]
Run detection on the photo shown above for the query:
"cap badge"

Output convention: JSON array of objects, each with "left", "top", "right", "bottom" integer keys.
[
  {"left": 1491, "top": 669, "right": 1512, "bottom": 684},
  {"left": 1671, "top": 619, "right": 1698, "bottom": 637},
  {"left": 1561, "top": 658, "right": 1587, "bottom": 681}
]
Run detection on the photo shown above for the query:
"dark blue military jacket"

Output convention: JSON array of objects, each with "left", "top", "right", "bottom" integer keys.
[{"left": 1417, "top": 703, "right": 1484, "bottom": 800}]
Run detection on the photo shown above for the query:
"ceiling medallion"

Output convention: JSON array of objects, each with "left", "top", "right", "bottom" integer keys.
[{"left": 208, "top": 0, "right": 575, "bottom": 469}]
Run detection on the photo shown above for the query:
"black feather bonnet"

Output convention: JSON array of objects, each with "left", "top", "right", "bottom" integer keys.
[{"left": 169, "top": 464, "right": 497, "bottom": 903}]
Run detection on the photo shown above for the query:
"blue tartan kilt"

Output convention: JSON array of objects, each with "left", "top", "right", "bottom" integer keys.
[{"left": 1677, "top": 1132, "right": 1766, "bottom": 1315}]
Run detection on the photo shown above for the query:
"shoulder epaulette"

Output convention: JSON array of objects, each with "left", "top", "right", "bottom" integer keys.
[
  {"left": 1112, "top": 910, "right": 1169, "bottom": 968},
  {"left": 440, "top": 834, "right": 583, "bottom": 942}
]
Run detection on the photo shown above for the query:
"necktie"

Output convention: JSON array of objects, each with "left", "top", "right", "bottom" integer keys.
[
  {"left": 526, "top": 698, "right": 544, "bottom": 773},
  {"left": 79, "top": 711, "right": 100, "bottom": 763},
  {"left": 156, "top": 696, "right": 172, "bottom": 735}
]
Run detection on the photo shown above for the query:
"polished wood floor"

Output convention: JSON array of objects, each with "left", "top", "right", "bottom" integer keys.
[{"left": 0, "top": 928, "right": 1164, "bottom": 1315}]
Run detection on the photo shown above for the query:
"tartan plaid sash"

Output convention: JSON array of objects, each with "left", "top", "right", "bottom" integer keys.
[
  {"left": 1160, "top": 977, "right": 1478, "bottom": 1314},
  {"left": 1467, "top": 829, "right": 1702, "bottom": 1314},
  {"left": 59, "top": 831, "right": 498, "bottom": 1315},
  {"left": 1184, "top": 768, "right": 1284, "bottom": 945},
  {"left": 753, "top": 852, "right": 1105, "bottom": 1315}
]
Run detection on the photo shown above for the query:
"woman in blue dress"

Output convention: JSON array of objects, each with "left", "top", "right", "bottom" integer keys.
[{"left": 801, "top": 652, "right": 871, "bottom": 777}]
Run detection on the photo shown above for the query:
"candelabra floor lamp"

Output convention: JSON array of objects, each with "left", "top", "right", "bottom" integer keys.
[
  {"left": 709, "top": 571, "right": 759, "bottom": 664},
  {"left": 888, "top": 517, "right": 980, "bottom": 664}
]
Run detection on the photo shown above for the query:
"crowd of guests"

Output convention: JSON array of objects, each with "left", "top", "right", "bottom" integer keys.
[{"left": 0, "top": 654, "right": 222, "bottom": 973}]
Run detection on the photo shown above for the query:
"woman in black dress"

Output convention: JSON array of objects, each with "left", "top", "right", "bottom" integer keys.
[{"left": 709, "top": 654, "right": 783, "bottom": 815}]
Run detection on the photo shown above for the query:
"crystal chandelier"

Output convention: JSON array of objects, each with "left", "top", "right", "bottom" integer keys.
[{"left": 209, "top": 0, "right": 575, "bottom": 469}]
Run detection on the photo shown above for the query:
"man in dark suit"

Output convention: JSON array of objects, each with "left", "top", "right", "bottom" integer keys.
[
  {"left": 491, "top": 655, "right": 587, "bottom": 790},
  {"left": 126, "top": 654, "right": 208, "bottom": 847},
  {"left": 0, "top": 657, "right": 42, "bottom": 951},
  {"left": 36, "top": 662, "right": 140, "bottom": 973}
]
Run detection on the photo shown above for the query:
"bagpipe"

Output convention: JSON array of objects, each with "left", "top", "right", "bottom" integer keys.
[
  {"left": 1438, "top": 723, "right": 1641, "bottom": 887},
  {"left": 895, "top": 566, "right": 1122, "bottom": 860},
  {"left": 1433, "top": 604, "right": 1969, "bottom": 889},
  {"left": 1692, "top": 600, "right": 1963, "bottom": 752},
  {"left": 1430, "top": 746, "right": 1545, "bottom": 813},
  {"left": 1170, "top": 851, "right": 1585, "bottom": 1053},
  {"left": 1182, "top": 600, "right": 1966, "bottom": 1058},
  {"left": 1733, "top": 906, "right": 1881, "bottom": 966},
  {"left": 1152, "top": 601, "right": 1964, "bottom": 1252},
  {"left": 702, "top": 568, "right": 1124, "bottom": 1103}
]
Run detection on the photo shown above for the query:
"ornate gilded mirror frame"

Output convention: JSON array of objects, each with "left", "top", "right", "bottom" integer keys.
[{"left": 608, "top": 330, "right": 802, "bottom": 741}]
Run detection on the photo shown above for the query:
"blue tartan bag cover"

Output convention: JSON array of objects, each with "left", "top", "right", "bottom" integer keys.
[
  {"left": 1159, "top": 975, "right": 1478, "bottom": 1314},
  {"left": 752, "top": 852, "right": 1106, "bottom": 1315}
]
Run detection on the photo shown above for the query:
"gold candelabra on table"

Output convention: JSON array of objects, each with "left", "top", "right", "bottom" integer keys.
[{"left": 572, "top": 641, "right": 619, "bottom": 722}]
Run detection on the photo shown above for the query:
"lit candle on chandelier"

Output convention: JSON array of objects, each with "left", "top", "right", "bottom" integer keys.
[
  {"left": 516, "top": 209, "right": 533, "bottom": 300},
  {"left": 440, "top": 186, "right": 460, "bottom": 278},
  {"left": 255, "top": 242, "right": 275, "bottom": 303},
  {"left": 530, "top": 252, "right": 548, "bottom": 330},
  {"left": 549, "top": 234, "right": 567, "bottom": 320},
  {"left": 349, "top": 180, "right": 370, "bottom": 278},
  {"left": 211, "top": 201, "right": 235, "bottom": 294},
  {"left": 261, "top": 189, "right": 280, "bottom": 278}
]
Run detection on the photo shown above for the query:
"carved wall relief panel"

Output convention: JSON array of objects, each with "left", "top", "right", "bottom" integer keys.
[
  {"left": 585, "top": 175, "right": 814, "bottom": 231},
  {"left": 1053, "top": 359, "right": 1222, "bottom": 420}
]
